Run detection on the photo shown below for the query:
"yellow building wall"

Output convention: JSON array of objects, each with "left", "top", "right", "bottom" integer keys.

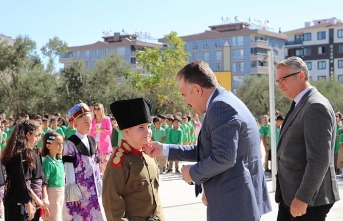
[{"left": 214, "top": 72, "right": 232, "bottom": 91}]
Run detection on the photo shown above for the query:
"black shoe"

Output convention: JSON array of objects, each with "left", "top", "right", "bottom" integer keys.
[
  {"left": 265, "top": 169, "right": 271, "bottom": 173},
  {"left": 166, "top": 169, "right": 172, "bottom": 173},
  {"left": 175, "top": 169, "right": 181, "bottom": 173}
]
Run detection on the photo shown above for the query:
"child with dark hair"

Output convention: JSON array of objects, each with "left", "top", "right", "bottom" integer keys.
[
  {"left": 41, "top": 131, "right": 65, "bottom": 221},
  {"left": 1, "top": 120, "right": 49, "bottom": 221}
]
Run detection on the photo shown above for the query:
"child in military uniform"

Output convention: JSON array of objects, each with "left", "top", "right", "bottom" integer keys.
[{"left": 102, "top": 98, "right": 165, "bottom": 221}]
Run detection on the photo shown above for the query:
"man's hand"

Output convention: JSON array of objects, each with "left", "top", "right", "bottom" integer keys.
[
  {"left": 144, "top": 142, "right": 163, "bottom": 158},
  {"left": 181, "top": 165, "right": 193, "bottom": 183},
  {"left": 290, "top": 197, "right": 308, "bottom": 217},
  {"left": 202, "top": 191, "right": 208, "bottom": 206}
]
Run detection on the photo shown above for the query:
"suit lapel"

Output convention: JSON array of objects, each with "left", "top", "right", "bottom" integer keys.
[
  {"left": 278, "top": 88, "right": 318, "bottom": 143},
  {"left": 197, "top": 86, "right": 224, "bottom": 160}
]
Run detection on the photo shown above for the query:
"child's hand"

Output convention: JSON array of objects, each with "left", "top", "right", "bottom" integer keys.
[
  {"left": 71, "top": 200, "right": 81, "bottom": 206},
  {"left": 42, "top": 196, "right": 50, "bottom": 207}
]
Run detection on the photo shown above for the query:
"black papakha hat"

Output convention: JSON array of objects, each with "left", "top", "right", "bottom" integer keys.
[{"left": 110, "top": 98, "right": 152, "bottom": 130}]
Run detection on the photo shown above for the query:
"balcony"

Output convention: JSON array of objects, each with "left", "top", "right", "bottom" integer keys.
[
  {"left": 250, "top": 53, "right": 268, "bottom": 61},
  {"left": 250, "top": 40, "right": 270, "bottom": 50},
  {"left": 250, "top": 66, "right": 269, "bottom": 75},
  {"left": 285, "top": 40, "right": 303, "bottom": 48},
  {"left": 59, "top": 52, "right": 74, "bottom": 64}
]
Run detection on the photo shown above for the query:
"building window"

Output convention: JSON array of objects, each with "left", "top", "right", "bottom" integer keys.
[
  {"left": 203, "top": 52, "right": 209, "bottom": 62},
  {"left": 318, "top": 46, "right": 325, "bottom": 54},
  {"left": 251, "top": 48, "right": 267, "bottom": 55},
  {"left": 233, "top": 49, "right": 244, "bottom": 59},
  {"left": 303, "top": 48, "right": 311, "bottom": 56},
  {"left": 216, "top": 51, "right": 222, "bottom": 61},
  {"left": 303, "top": 33, "right": 311, "bottom": 41},
  {"left": 184, "top": 44, "right": 187, "bottom": 50},
  {"left": 233, "top": 75, "right": 244, "bottom": 87},
  {"left": 85, "top": 50, "right": 89, "bottom": 58},
  {"left": 232, "top": 36, "right": 243, "bottom": 46},
  {"left": 338, "top": 29, "right": 343, "bottom": 38},
  {"left": 204, "top": 40, "right": 208, "bottom": 48},
  {"left": 294, "top": 35, "right": 302, "bottom": 43},
  {"left": 193, "top": 41, "right": 198, "bottom": 49},
  {"left": 338, "top": 60, "right": 343, "bottom": 68},
  {"left": 215, "top": 39, "right": 221, "bottom": 47},
  {"left": 274, "top": 49, "right": 278, "bottom": 57},
  {"left": 216, "top": 63, "right": 222, "bottom": 71},
  {"left": 317, "top": 31, "right": 326, "bottom": 40},
  {"left": 232, "top": 62, "right": 244, "bottom": 73},
  {"left": 339, "top": 45, "right": 343, "bottom": 53},
  {"left": 131, "top": 57, "right": 136, "bottom": 64},
  {"left": 117, "top": 47, "right": 125, "bottom": 56},
  {"left": 318, "top": 76, "right": 326, "bottom": 80},
  {"left": 338, "top": 75, "right": 343, "bottom": 83},
  {"left": 318, "top": 61, "right": 326, "bottom": 70},
  {"left": 305, "top": 62, "right": 312, "bottom": 70},
  {"left": 295, "top": 49, "right": 303, "bottom": 57}
]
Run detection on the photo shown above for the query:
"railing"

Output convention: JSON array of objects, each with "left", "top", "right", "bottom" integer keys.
[
  {"left": 285, "top": 40, "right": 303, "bottom": 45},
  {"left": 250, "top": 39, "right": 268, "bottom": 43},
  {"left": 251, "top": 52, "right": 268, "bottom": 56},
  {"left": 59, "top": 52, "right": 73, "bottom": 59}
]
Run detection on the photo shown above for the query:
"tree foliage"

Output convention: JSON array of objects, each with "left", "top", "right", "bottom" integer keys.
[
  {"left": 41, "top": 36, "right": 68, "bottom": 74},
  {"left": 237, "top": 75, "right": 294, "bottom": 118},
  {"left": 237, "top": 75, "right": 343, "bottom": 119},
  {"left": 127, "top": 31, "right": 190, "bottom": 114}
]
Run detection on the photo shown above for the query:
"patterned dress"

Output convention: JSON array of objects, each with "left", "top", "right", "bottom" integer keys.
[{"left": 63, "top": 134, "right": 104, "bottom": 221}]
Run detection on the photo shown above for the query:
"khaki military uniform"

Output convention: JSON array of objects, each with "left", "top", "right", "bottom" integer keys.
[{"left": 102, "top": 140, "right": 165, "bottom": 221}]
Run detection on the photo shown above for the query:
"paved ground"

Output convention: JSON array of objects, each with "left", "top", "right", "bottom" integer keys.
[{"left": 159, "top": 163, "right": 343, "bottom": 221}]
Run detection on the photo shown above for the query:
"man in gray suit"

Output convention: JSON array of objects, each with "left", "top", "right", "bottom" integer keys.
[
  {"left": 146, "top": 60, "right": 271, "bottom": 221},
  {"left": 275, "top": 56, "right": 340, "bottom": 220}
]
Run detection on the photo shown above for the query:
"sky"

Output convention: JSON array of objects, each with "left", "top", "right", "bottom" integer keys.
[{"left": 1, "top": 0, "right": 343, "bottom": 54}]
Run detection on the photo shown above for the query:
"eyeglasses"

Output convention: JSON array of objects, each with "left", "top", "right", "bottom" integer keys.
[
  {"left": 275, "top": 71, "right": 301, "bottom": 85},
  {"left": 94, "top": 108, "right": 100, "bottom": 111}
]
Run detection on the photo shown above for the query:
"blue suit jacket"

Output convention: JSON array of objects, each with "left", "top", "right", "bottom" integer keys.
[{"left": 168, "top": 86, "right": 271, "bottom": 221}]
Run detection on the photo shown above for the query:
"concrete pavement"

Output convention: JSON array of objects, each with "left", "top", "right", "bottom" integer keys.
[{"left": 159, "top": 165, "right": 343, "bottom": 221}]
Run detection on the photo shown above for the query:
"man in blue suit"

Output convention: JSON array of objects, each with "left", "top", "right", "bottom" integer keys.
[{"left": 146, "top": 60, "right": 271, "bottom": 221}]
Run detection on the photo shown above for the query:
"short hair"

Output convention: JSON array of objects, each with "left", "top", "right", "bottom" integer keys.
[
  {"left": 276, "top": 56, "right": 309, "bottom": 81},
  {"left": 153, "top": 117, "right": 161, "bottom": 123},
  {"left": 276, "top": 115, "right": 284, "bottom": 121},
  {"left": 173, "top": 116, "right": 182, "bottom": 123},
  {"left": 177, "top": 60, "right": 219, "bottom": 88}
]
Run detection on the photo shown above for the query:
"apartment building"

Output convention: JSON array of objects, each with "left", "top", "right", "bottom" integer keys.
[
  {"left": 0, "top": 33, "right": 14, "bottom": 45},
  {"left": 284, "top": 17, "right": 343, "bottom": 82},
  {"left": 159, "top": 22, "right": 287, "bottom": 93},
  {"left": 59, "top": 32, "right": 161, "bottom": 72}
]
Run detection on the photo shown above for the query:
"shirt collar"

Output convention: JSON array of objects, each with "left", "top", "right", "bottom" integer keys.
[
  {"left": 75, "top": 131, "right": 87, "bottom": 139},
  {"left": 294, "top": 86, "right": 312, "bottom": 106},
  {"left": 206, "top": 88, "right": 217, "bottom": 111}
]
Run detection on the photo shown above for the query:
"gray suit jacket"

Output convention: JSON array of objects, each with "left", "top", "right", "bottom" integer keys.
[
  {"left": 168, "top": 86, "right": 271, "bottom": 221},
  {"left": 275, "top": 87, "right": 340, "bottom": 207}
]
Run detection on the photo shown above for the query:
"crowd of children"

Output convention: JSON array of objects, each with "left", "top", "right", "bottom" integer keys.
[{"left": 0, "top": 101, "right": 202, "bottom": 220}]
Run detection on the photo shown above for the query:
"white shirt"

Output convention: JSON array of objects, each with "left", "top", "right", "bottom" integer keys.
[{"left": 294, "top": 86, "right": 313, "bottom": 106}]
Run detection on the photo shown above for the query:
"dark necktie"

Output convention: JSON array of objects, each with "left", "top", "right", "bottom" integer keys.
[
  {"left": 194, "top": 131, "right": 202, "bottom": 197},
  {"left": 281, "top": 100, "right": 296, "bottom": 131}
]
